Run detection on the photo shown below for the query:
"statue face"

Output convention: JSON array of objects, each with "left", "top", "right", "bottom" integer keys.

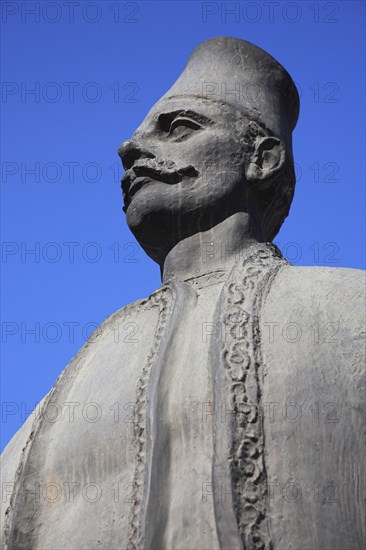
[{"left": 119, "top": 97, "right": 249, "bottom": 264}]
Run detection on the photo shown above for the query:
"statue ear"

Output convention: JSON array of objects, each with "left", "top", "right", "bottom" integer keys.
[{"left": 245, "top": 136, "right": 286, "bottom": 185}]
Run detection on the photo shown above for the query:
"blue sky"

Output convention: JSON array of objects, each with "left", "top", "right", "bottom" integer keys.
[{"left": 1, "top": 0, "right": 365, "bottom": 451}]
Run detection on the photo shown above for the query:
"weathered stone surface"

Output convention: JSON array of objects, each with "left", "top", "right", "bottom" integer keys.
[{"left": 1, "top": 37, "right": 365, "bottom": 550}]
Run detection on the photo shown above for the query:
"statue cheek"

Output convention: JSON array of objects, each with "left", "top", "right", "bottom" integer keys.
[{"left": 190, "top": 133, "right": 225, "bottom": 156}]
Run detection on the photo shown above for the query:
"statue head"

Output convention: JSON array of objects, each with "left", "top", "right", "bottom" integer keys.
[{"left": 119, "top": 37, "right": 299, "bottom": 266}]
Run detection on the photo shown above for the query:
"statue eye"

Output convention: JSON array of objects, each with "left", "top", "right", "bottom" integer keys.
[
  {"left": 169, "top": 118, "right": 201, "bottom": 132},
  {"left": 167, "top": 118, "right": 202, "bottom": 141},
  {"left": 157, "top": 112, "right": 204, "bottom": 141}
]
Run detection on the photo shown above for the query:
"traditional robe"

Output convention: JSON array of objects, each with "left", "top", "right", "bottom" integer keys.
[{"left": 1, "top": 243, "right": 365, "bottom": 550}]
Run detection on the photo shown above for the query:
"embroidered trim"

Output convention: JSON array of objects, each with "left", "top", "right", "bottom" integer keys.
[
  {"left": 2, "top": 425, "right": 37, "bottom": 550},
  {"left": 127, "top": 286, "right": 171, "bottom": 550},
  {"left": 220, "top": 244, "right": 286, "bottom": 550},
  {"left": 184, "top": 270, "right": 227, "bottom": 290}
]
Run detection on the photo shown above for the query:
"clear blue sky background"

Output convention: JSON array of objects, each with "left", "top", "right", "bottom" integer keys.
[{"left": 1, "top": 0, "right": 365, "bottom": 451}]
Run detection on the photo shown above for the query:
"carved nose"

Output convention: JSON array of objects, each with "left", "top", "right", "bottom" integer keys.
[{"left": 118, "top": 139, "right": 155, "bottom": 170}]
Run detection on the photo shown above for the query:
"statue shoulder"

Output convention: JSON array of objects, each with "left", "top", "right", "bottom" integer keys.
[
  {"left": 0, "top": 288, "right": 167, "bottom": 485},
  {"left": 264, "top": 263, "right": 365, "bottom": 372},
  {"left": 270, "top": 264, "right": 365, "bottom": 309},
  {"left": 290, "top": 263, "right": 365, "bottom": 282},
  {"left": 82, "top": 287, "right": 168, "bottom": 345}
]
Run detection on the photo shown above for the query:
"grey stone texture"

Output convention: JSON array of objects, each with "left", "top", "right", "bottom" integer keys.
[{"left": 1, "top": 37, "right": 365, "bottom": 550}]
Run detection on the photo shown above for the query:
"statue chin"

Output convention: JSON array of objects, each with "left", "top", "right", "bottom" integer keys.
[
  {"left": 125, "top": 195, "right": 176, "bottom": 264},
  {"left": 125, "top": 185, "right": 163, "bottom": 229}
]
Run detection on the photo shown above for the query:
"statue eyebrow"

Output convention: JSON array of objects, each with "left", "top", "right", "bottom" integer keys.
[{"left": 157, "top": 110, "right": 214, "bottom": 131}]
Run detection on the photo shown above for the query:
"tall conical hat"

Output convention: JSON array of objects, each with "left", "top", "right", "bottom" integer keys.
[{"left": 160, "top": 36, "right": 299, "bottom": 156}]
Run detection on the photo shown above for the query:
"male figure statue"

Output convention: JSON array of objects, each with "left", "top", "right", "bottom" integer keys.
[{"left": 1, "top": 37, "right": 365, "bottom": 550}]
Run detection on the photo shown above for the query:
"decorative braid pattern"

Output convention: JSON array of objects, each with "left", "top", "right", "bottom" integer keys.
[
  {"left": 221, "top": 245, "right": 285, "bottom": 550},
  {"left": 127, "top": 286, "right": 171, "bottom": 550}
]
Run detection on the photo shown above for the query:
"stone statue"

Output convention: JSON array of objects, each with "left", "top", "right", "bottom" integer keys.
[{"left": 1, "top": 37, "right": 365, "bottom": 550}]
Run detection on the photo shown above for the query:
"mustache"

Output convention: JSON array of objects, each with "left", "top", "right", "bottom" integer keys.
[{"left": 121, "top": 158, "right": 198, "bottom": 208}]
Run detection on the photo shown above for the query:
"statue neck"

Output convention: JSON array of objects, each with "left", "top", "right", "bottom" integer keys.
[{"left": 161, "top": 212, "right": 261, "bottom": 283}]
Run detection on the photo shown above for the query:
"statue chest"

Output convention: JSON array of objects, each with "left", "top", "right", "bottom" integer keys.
[
  {"left": 5, "top": 276, "right": 228, "bottom": 550},
  {"left": 5, "top": 251, "right": 364, "bottom": 550}
]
